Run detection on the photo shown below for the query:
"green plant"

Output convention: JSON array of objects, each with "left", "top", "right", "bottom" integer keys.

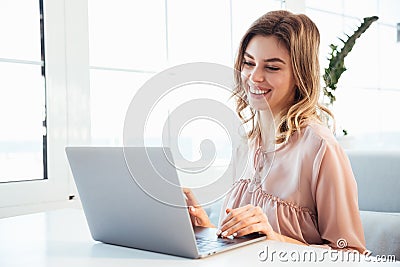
[{"left": 323, "top": 16, "right": 379, "bottom": 105}]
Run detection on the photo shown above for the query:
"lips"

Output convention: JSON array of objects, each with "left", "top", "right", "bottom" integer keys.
[{"left": 249, "top": 85, "right": 271, "bottom": 95}]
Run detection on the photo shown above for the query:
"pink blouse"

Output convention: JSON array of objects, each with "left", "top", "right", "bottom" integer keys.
[{"left": 220, "top": 122, "right": 366, "bottom": 253}]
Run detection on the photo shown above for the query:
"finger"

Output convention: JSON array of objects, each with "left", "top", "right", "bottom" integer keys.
[
  {"left": 187, "top": 206, "right": 197, "bottom": 226},
  {"left": 183, "top": 187, "right": 194, "bottom": 198},
  {"left": 234, "top": 223, "right": 265, "bottom": 237},
  {"left": 215, "top": 208, "right": 231, "bottom": 236},
  {"left": 195, "top": 215, "right": 204, "bottom": 226},
  {"left": 189, "top": 206, "right": 205, "bottom": 220},
  {"left": 182, "top": 187, "right": 190, "bottom": 194},
  {"left": 220, "top": 211, "right": 253, "bottom": 234},
  {"left": 183, "top": 188, "right": 199, "bottom": 207},
  {"left": 219, "top": 206, "right": 265, "bottom": 235},
  {"left": 220, "top": 205, "right": 251, "bottom": 225},
  {"left": 220, "top": 205, "right": 253, "bottom": 227},
  {"left": 220, "top": 214, "right": 261, "bottom": 238},
  {"left": 188, "top": 206, "right": 197, "bottom": 216},
  {"left": 188, "top": 206, "right": 214, "bottom": 228}
]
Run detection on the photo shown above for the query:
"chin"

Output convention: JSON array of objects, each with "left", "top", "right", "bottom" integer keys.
[
  {"left": 248, "top": 98, "right": 269, "bottom": 110},
  {"left": 249, "top": 103, "right": 271, "bottom": 111}
]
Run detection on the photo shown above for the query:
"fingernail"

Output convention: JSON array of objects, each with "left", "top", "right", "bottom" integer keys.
[
  {"left": 190, "top": 206, "right": 195, "bottom": 212},
  {"left": 216, "top": 229, "right": 222, "bottom": 235},
  {"left": 233, "top": 232, "right": 237, "bottom": 237},
  {"left": 221, "top": 231, "right": 228, "bottom": 237},
  {"left": 225, "top": 208, "right": 230, "bottom": 214}
]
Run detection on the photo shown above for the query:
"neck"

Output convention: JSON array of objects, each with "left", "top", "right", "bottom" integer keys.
[{"left": 257, "top": 110, "right": 280, "bottom": 151}]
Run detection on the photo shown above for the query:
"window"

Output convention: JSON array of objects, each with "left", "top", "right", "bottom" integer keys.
[
  {"left": 0, "top": 0, "right": 89, "bottom": 213},
  {"left": 0, "top": 0, "right": 46, "bottom": 183},
  {"left": 88, "top": 0, "right": 281, "bottom": 147}
]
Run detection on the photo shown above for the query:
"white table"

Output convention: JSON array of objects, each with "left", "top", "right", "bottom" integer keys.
[{"left": 0, "top": 208, "right": 397, "bottom": 266}]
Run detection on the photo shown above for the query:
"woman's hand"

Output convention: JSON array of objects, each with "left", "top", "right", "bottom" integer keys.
[
  {"left": 218, "top": 204, "right": 275, "bottom": 238},
  {"left": 183, "top": 188, "right": 215, "bottom": 228}
]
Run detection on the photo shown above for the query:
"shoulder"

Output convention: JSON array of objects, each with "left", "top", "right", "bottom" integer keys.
[
  {"left": 300, "top": 123, "right": 352, "bottom": 177},
  {"left": 299, "top": 122, "right": 338, "bottom": 148},
  {"left": 290, "top": 122, "right": 346, "bottom": 166}
]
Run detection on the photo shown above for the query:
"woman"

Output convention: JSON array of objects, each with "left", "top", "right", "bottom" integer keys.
[{"left": 185, "top": 10, "right": 366, "bottom": 253}]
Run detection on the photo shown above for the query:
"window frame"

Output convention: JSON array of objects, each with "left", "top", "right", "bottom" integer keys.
[{"left": 0, "top": 0, "right": 90, "bottom": 214}]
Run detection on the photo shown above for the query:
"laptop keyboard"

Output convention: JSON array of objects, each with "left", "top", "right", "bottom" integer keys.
[{"left": 196, "top": 237, "right": 236, "bottom": 252}]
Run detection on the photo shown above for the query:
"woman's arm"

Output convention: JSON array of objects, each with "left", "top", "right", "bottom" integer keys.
[{"left": 312, "top": 140, "right": 366, "bottom": 253}]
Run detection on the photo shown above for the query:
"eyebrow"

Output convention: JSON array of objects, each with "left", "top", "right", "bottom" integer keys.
[{"left": 244, "top": 52, "right": 286, "bottom": 64}]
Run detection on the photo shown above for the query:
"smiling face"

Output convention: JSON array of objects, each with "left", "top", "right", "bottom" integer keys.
[{"left": 241, "top": 35, "right": 297, "bottom": 116}]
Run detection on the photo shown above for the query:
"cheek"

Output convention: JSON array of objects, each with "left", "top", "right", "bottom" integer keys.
[{"left": 272, "top": 76, "right": 291, "bottom": 90}]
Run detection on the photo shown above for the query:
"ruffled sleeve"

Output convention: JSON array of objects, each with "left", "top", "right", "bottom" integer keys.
[{"left": 312, "top": 139, "right": 367, "bottom": 253}]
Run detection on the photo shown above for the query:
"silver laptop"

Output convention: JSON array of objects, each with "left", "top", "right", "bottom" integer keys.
[{"left": 65, "top": 147, "right": 266, "bottom": 259}]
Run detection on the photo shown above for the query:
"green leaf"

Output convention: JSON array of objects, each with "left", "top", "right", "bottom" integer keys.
[{"left": 323, "top": 16, "right": 378, "bottom": 98}]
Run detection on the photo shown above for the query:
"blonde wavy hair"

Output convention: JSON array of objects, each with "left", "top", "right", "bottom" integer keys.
[{"left": 233, "top": 10, "right": 333, "bottom": 144}]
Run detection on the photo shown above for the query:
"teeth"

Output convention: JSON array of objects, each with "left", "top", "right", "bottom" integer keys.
[{"left": 249, "top": 86, "right": 269, "bottom": 95}]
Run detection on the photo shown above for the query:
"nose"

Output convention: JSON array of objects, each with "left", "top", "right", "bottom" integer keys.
[{"left": 249, "top": 65, "right": 265, "bottom": 83}]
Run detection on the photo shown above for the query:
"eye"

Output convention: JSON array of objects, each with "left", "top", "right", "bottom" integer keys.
[
  {"left": 243, "top": 61, "right": 255, "bottom": 67},
  {"left": 266, "top": 66, "right": 280, "bottom": 71}
]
